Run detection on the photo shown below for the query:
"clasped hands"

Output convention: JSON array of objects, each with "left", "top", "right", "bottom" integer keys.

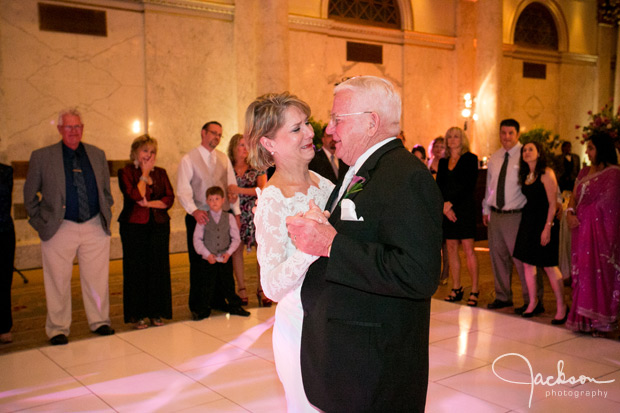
[
  {"left": 206, "top": 253, "right": 230, "bottom": 264},
  {"left": 286, "top": 200, "right": 337, "bottom": 257}
]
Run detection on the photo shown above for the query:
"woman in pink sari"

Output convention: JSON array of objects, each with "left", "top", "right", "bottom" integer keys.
[{"left": 566, "top": 131, "right": 620, "bottom": 336}]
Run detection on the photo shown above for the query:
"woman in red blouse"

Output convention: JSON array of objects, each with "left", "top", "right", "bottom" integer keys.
[{"left": 118, "top": 135, "right": 175, "bottom": 329}]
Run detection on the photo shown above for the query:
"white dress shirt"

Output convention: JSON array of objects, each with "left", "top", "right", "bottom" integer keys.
[
  {"left": 334, "top": 137, "right": 397, "bottom": 205},
  {"left": 177, "top": 145, "right": 241, "bottom": 215},
  {"left": 482, "top": 143, "right": 526, "bottom": 215},
  {"left": 193, "top": 210, "right": 241, "bottom": 259}
]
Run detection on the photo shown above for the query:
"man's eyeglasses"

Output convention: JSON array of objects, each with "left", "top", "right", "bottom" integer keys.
[
  {"left": 329, "top": 111, "right": 372, "bottom": 126},
  {"left": 62, "top": 125, "right": 83, "bottom": 131}
]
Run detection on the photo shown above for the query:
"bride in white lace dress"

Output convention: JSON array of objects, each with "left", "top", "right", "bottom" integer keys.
[{"left": 245, "top": 93, "right": 334, "bottom": 412}]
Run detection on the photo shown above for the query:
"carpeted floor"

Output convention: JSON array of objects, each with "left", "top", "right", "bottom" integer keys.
[{"left": 1, "top": 241, "right": 583, "bottom": 355}]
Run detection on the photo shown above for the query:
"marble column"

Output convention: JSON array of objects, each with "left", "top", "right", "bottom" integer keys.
[
  {"left": 256, "top": 0, "right": 290, "bottom": 95},
  {"left": 612, "top": 24, "right": 620, "bottom": 108},
  {"left": 234, "top": 0, "right": 259, "bottom": 129},
  {"left": 474, "top": 0, "right": 502, "bottom": 156},
  {"left": 456, "top": 0, "right": 477, "bottom": 151},
  {"left": 234, "top": 0, "right": 290, "bottom": 128}
]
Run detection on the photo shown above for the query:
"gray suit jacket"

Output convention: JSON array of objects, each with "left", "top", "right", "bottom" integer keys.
[{"left": 24, "top": 141, "right": 114, "bottom": 241}]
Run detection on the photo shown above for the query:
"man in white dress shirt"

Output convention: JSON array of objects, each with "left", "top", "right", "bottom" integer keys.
[
  {"left": 177, "top": 121, "right": 242, "bottom": 319},
  {"left": 483, "top": 118, "right": 543, "bottom": 314}
]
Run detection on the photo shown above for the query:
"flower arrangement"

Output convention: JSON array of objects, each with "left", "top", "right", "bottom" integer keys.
[{"left": 576, "top": 101, "right": 620, "bottom": 144}]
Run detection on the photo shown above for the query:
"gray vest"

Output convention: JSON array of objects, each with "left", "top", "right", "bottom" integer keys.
[
  {"left": 187, "top": 147, "right": 230, "bottom": 211},
  {"left": 202, "top": 211, "right": 231, "bottom": 255}
]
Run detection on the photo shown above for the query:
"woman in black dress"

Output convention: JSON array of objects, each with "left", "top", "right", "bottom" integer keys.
[
  {"left": 427, "top": 136, "right": 445, "bottom": 177},
  {"left": 426, "top": 136, "right": 450, "bottom": 284},
  {"left": 513, "top": 142, "right": 567, "bottom": 323},
  {"left": 0, "top": 163, "right": 15, "bottom": 343},
  {"left": 118, "top": 135, "right": 175, "bottom": 329},
  {"left": 437, "top": 127, "right": 480, "bottom": 305}
]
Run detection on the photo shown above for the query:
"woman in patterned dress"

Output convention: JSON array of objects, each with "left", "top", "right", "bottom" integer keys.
[{"left": 227, "top": 134, "right": 267, "bottom": 305}]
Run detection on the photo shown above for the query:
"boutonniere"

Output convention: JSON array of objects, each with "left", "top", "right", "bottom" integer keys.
[{"left": 343, "top": 175, "right": 366, "bottom": 200}]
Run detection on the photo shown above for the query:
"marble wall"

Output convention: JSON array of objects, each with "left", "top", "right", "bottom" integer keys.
[
  {"left": 0, "top": 0, "right": 605, "bottom": 268},
  {"left": 142, "top": 5, "right": 238, "bottom": 256},
  {"left": 0, "top": 0, "right": 147, "bottom": 268}
]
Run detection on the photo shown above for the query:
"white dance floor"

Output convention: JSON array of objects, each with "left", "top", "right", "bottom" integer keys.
[{"left": 1, "top": 300, "right": 619, "bottom": 412}]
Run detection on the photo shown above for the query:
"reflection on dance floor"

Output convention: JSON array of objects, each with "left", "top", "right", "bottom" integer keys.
[{"left": 1, "top": 300, "right": 619, "bottom": 412}]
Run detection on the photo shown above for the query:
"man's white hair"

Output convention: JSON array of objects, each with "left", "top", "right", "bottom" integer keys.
[
  {"left": 57, "top": 107, "right": 82, "bottom": 126},
  {"left": 334, "top": 76, "right": 401, "bottom": 136}
]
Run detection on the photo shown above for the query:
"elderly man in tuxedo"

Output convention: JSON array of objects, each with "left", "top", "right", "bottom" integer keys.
[
  {"left": 308, "top": 126, "right": 349, "bottom": 184},
  {"left": 287, "top": 76, "right": 443, "bottom": 412},
  {"left": 24, "top": 108, "right": 115, "bottom": 345}
]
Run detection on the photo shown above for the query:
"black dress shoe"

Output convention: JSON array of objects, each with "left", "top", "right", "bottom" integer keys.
[
  {"left": 487, "top": 299, "right": 513, "bottom": 309},
  {"left": 191, "top": 310, "right": 211, "bottom": 321},
  {"left": 551, "top": 306, "right": 570, "bottom": 325},
  {"left": 522, "top": 301, "right": 545, "bottom": 318},
  {"left": 514, "top": 304, "right": 527, "bottom": 315},
  {"left": 50, "top": 334, "right": 68, "bottom": 345},
  {"left": 228, "top": 306, "right": 250, "bottom": 317},
  {"left": 93, "top": 325, "right": 115, "bottom": 336},
  {"left": 533, "top": 301, "right": 545, "bottom": 315}
]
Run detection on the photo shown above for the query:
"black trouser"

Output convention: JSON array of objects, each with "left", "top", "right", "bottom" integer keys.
[
  {"left": 120, "top": 221, "right": 172, "bottom": 323},
  {"left": 0, "top": 225, "right": 15, "bottom": 334},
  {"left": 186, "top": 214, "right": 241, "bottom": 316}
]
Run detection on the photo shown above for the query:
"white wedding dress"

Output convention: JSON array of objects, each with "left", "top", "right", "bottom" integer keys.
[{"left": 254, "top": 172, "right": 334, "bottom": 412}]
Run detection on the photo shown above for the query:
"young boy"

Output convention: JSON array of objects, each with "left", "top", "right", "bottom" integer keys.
[{"left": 193, "top": 186, "right": 250, "bottom": 319}]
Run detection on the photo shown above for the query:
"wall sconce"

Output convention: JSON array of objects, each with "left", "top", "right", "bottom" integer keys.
[
  {"left": 461, "top": 93, "right": 477, "bottom": 131},
  {"left": 132, "top": 120, "right": 142, "bottom": 134}
]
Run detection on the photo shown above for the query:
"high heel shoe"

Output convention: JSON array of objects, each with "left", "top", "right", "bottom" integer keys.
[
  {"left": 551, "top": 306, "right": 569, "bottom": 325},
  {"left": 522, "top": 300, "right": 544, "bottom": 318},
  {"left": 466, "top": 292, "right": 479, "bottom": 307},
  {"left": 135, "top": 320, "right": 148, "bottom": 329},
  {"left": 257, "top": 289, "right": 273, "bottom": 307},
  {"left": 238, "top": 287, "right": 249, "bottom": 306},
  {"left": 444, "top": 286, "right": 464, "bottom": 302}
]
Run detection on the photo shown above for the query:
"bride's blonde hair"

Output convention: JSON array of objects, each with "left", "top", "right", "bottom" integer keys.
[{"left": 244, "top": 92, "right": 311, "bottom": 171}]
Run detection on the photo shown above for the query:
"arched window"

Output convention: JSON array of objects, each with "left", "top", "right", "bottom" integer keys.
[
  {"left": 328, "top": 0, "right": 401, "bottom": 29},
  {"left": 514, "top": 2, "right": 559, "bottom": 50}
]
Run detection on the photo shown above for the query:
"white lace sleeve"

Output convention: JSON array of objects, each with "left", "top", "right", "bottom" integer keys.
[{"left": 254, "top": 187, "right": 319, "bottom": 302}]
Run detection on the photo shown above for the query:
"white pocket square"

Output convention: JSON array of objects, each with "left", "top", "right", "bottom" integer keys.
[{"left": 340, "top": 199, "right": 364, "bottom": 221}]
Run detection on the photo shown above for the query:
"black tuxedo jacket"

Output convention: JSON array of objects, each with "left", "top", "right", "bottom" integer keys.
[
  {"left": 308, "top": 148, "right": 349, "bottom": 184},
  {"left": 300, "top": 139, "right": 443, "bottom": 412}
]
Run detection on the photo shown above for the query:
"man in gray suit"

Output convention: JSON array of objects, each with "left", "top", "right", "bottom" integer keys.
[{"left": 24, "top": 108, "right": 115, "bottom": 345}]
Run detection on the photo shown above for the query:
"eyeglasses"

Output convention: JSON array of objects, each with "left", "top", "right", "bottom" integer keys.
[
  {"left": 62, "top": 125, "right": 83, "bottom": 131},
  {"left": 329, "top": 111, "right": 372, "bottom": 126}
]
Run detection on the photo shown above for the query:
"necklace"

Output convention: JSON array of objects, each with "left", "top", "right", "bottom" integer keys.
[{"left": 526, "top": 171, "right": 536, "bottom": 184}]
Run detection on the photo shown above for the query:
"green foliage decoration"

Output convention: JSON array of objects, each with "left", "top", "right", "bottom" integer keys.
[
  {"left": 308, "top": 116, "right": 327, "bottom": 149},
  {"left": 519, "top": 127, "right": 562, "bottom": 169}
]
